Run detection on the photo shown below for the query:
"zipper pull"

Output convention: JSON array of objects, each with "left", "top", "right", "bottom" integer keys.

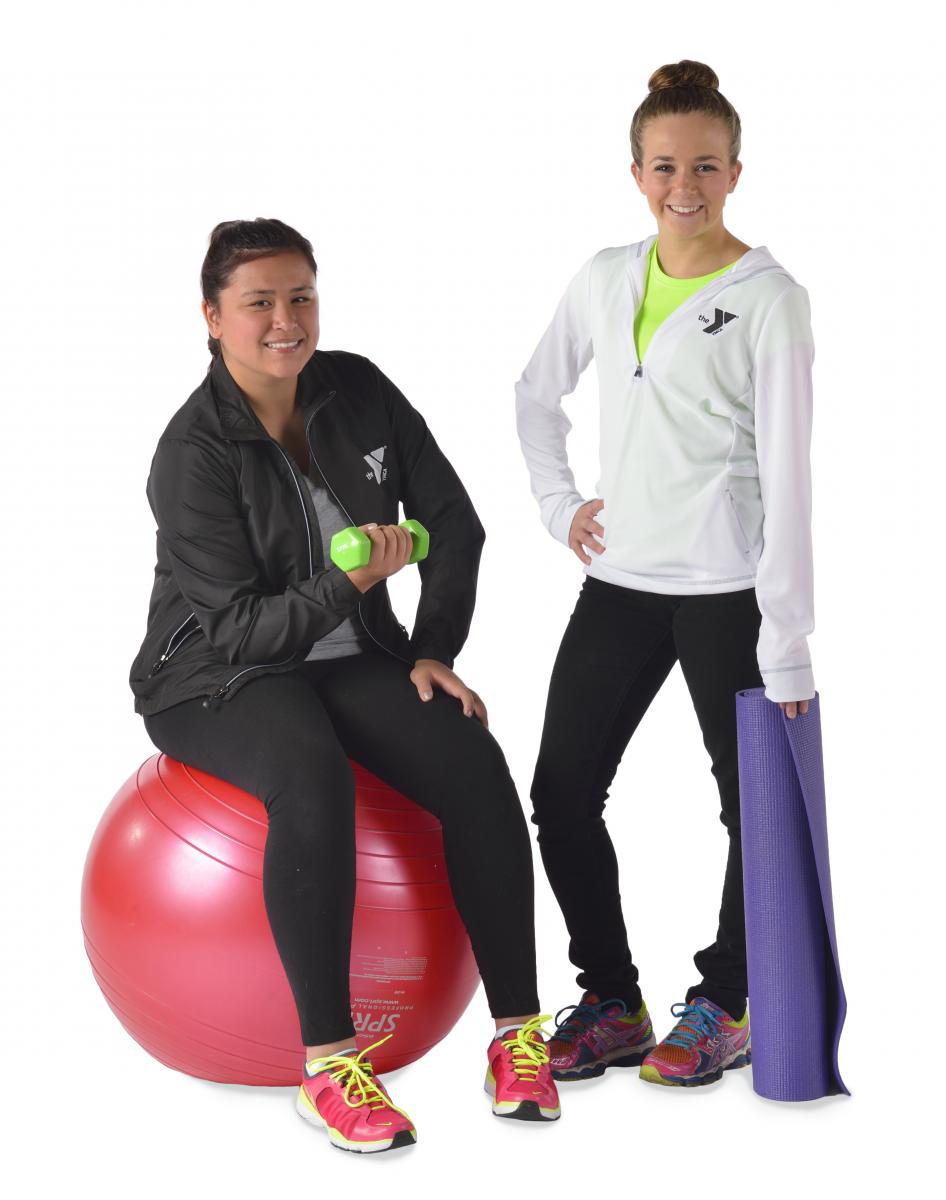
[
  {"left": 634, "top": 363, "right": 643, "bottom": 379},
  {"left": 149, "top": 655, "right": 168, "bottom": 677},
  {"left": 202, "top": 685, "right": 230, "bottom": 710}
]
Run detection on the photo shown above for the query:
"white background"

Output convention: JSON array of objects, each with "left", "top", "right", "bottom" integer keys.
[{"left": 2, "top": 0, "right": 941, "bottom": 1194}]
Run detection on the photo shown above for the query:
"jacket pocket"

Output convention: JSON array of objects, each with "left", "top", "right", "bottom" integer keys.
[
  {"left": 149, "top": 612, "right": 200, "bottom": 676},
  {"left": 724, "top": 488, "right": 752, "bottom": 557}
]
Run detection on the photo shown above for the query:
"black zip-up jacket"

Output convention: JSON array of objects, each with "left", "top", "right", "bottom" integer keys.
[{"left": 129, "top": 350, "right": 485, "bottom": 715}]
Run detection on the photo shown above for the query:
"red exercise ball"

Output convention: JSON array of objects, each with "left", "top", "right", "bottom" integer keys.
[{"left": 81, "top": 755, "right": 480, "bottom": 1084}]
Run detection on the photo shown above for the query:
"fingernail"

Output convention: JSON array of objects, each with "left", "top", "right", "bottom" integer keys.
[{"left": 422, "top": 691, "right": 432, "bottom": 700}]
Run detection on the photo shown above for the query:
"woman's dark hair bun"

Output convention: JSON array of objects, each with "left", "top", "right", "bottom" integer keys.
[{"left": 648, "top": 60, "right": 719, "bottom": 93}]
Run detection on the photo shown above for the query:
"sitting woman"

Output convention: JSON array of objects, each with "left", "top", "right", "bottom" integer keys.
[{"left": 129, "top": 218, "right": 560, "bottom": 1153}]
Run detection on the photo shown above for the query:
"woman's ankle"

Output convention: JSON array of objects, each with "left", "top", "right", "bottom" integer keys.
[{"left": 304, "top": 1038, "right": 357, "bottom": 1062}]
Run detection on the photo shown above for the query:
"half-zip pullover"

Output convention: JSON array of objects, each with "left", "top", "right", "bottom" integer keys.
[{"left": 515, "top": 236, "right": 816, "bottom": 703}]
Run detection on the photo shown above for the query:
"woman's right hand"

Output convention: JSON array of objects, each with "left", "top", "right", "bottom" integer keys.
[
  {"left": 569, "top": 499, "right": 605, "bottom": 565},
  {"left": 346, "top": 524, "right": 414, "bottom": 593}
]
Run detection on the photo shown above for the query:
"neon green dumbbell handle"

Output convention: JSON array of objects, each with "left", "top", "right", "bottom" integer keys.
[{"left": 330, "top": 520, "right": 430, "bottom": 572}]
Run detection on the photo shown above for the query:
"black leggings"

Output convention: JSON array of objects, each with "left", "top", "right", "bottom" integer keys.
[
  {"left": 530, "top": 577, "right": 764, "bottom": 1021},
  {"left": 144, "top": 652, "right": 539, "bottom": 1046}
]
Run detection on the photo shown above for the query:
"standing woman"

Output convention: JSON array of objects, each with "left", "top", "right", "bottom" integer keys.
[
  {"left": 130, "top": 219, "right": 560, "bottom": 1152},
  {"left": 515, "top": 61, "right": 816, "bottom": 1088}
]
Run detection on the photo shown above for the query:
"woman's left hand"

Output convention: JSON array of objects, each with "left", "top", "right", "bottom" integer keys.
[
  {"left": 411, "top": 658, "right": 489, "bottom": 728},
  {"left": 778, "top": 699, "right": 810, "bottom": 719}
]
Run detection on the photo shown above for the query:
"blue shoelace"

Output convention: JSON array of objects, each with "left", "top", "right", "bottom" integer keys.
[
  {"left": 664, "top": 1000, "right": 721, "bottom": 1049},
  {"left": 553, "top": 997, "right": 628, "bottom": 1044}
]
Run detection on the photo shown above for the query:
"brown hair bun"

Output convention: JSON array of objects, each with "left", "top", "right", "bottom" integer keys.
[
  {"left": 630, "top": 60, "right": 740, "bottom": 167},
  {"left": 648, "top": 60, "right": 719, "bottom": 93}
]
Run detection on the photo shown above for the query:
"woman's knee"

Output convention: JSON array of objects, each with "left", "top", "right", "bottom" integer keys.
[
  {"left": 429, "top": 733, "right": 523, "bottom": 826},
  {"left": 530, "top": 754, "right": 609, "bottom": 831},
  {"left": 261, "top": 746, "right": 355, "bottom": 837}
]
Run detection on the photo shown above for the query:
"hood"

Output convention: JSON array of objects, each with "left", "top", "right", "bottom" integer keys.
[{"left": 630, "top": 235, "right": 797, "bottom": 289}]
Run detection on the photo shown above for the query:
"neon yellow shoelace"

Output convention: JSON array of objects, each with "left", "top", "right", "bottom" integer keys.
[
  {"left": 503, "top": 1014, "right": 552, "bottom": 1081},
  {"left": 306, "top": 1035, "right": 408, "bottom": 1115}
]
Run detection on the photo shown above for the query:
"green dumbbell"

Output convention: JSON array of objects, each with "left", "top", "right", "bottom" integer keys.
[{"left": 330, "top": 519, "right": 430, "bottom": 572}]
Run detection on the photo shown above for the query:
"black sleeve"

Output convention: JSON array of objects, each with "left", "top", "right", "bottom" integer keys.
[
  {"left": 147, "top": 437, "right": 362, "bottom": 665},
  {"left": 374, "top": 364, "right": 485, "bottom": 669}
]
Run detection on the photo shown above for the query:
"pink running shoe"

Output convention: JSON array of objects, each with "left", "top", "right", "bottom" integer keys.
[
  {"left": 549, "top": 992, "right": 657, "bottom": 1080},
  {"left": 484, "top": 1015, "right": 561, "bottom": 1122},
  {"left": 640, "top": 997, "right": 751, "bottom": 1088},
  {"left": 296, "top": 1038, "right": 417, "bottom": 1152}
]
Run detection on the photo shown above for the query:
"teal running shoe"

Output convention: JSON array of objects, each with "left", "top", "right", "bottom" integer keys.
[
  {"left": 549, "top": 992, "right": 656, "bottom": 1081},
  {"left": 640, "top": 996, "right": 751, "bottom": 1087}
]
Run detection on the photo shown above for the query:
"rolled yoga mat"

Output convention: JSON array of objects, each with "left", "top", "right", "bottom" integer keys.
[{"left": 736, "top": 689, "right": 849, "bottom": 1101}]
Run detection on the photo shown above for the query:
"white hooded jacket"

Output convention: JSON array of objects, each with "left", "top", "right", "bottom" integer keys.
[{"left": 515, "top": 235, "right": 815, "bottom": 703}]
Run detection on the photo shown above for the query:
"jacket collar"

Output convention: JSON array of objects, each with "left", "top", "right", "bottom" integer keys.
[
  {"left": 208, "top": 352, "right": 336, "bottom": 442},
  {"left": 625, "top": 236, "right": 791, "bottom": 289}
]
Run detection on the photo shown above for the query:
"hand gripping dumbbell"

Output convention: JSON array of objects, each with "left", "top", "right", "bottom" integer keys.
[{"left": 330, "top": 519, "right": 430, "bottom": 572}]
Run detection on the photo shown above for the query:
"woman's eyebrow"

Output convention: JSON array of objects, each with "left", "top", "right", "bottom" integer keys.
[
  {"left": 240, "top": 285, "right": 315, "bottom": 297},
  {"left": 649, "top": 154, "right": 723, "bottom": 163}
]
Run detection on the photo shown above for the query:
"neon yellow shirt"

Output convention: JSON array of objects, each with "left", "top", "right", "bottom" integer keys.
[{"left": 634, "top": 239, "right": 739, "bottom": 361}]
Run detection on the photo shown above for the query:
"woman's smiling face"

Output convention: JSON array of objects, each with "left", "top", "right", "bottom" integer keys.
[
  {"left": 202, "top": 251, "right": 319, "bottom": 386},
  {"left": 631, "top": 111, "right": 741, "bottom": 241}
]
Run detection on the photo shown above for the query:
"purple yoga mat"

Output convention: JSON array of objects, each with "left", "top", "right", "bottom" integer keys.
[{"left": 736, "top": 689, "right": 849, "bottom": 1101}]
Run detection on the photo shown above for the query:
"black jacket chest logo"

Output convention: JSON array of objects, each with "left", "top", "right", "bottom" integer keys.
[
  {"left": 364, "top": 445, "right": 388, "bottom": 484},
  {"left": 700, "top": 308, "right": 739, "bottom": 335}
]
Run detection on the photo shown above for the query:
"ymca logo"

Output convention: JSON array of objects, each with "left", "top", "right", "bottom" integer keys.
[
  {"left": 699, "top": 308, "right": 739, "bottom": 334},
  {"left": 364, "top": 445, "right": 388, "bottom": 484}
]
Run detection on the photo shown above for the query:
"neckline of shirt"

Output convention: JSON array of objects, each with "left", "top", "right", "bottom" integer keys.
[{"left": 649, "top": 238, "right": 740, "bottom": 289}]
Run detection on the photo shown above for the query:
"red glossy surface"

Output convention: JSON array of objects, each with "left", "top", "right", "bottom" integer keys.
[{"left": 81, "top": 755, "right": 479, "bottom": 1084}]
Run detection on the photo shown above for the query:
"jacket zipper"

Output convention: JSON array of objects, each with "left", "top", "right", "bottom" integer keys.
[
  {"left": 631, "top": 288, "right": 709, "bottom": 380},
  {"left": 629, "top": 245, "right": 750, "bottom": 381},
  {"left": 149, "top": 613, "right": 200, "bottom": 676},
  {"left": 202, "top": 653, "right": 297, "bottom": 709},
  {"left": 203, "top": 391, "right": 409, "bottom": 709},
  {"left": 202, "top": 432, "right": 320, "bottom": 709},
  {"left": 271, "top": 443, "right": 315, "bottom": 576},
  {"left": 305, "top": 409, "right": 412, "bottom": 666}
]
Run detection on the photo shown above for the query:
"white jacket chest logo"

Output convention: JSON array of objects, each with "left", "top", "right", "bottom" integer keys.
[
  {"left": 364, "top": 445, "right": 388, "bottom": 484},
  {"left": 700, "top": 308, "right": 739, "bottom": 335}
]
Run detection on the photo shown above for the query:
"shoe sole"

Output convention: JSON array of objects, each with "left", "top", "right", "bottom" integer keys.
[
  {"left": 296, "top": 1088, "right": 417, "bottom": 1152},
  {"left": 639, "top": 1048, "right": 752, "bottom": 1088},
  {"left": 483, "top": 1074, "right": 560, "bottom": 1121},
  {"left": 552, "top": 1036, "right": 658, "bottom": 1082}
]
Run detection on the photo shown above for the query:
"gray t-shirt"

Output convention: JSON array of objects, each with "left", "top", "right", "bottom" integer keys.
[{"left": 304, "top": 466, "right": 370, "bottom": 661}]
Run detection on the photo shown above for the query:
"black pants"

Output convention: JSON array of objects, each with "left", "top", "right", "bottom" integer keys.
[
  {"left": 144, "top": 652, "right": 539, "bottom": 1046},
  {"left": 530, "top": 577, "right": 765, "bottom": 1021}
]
